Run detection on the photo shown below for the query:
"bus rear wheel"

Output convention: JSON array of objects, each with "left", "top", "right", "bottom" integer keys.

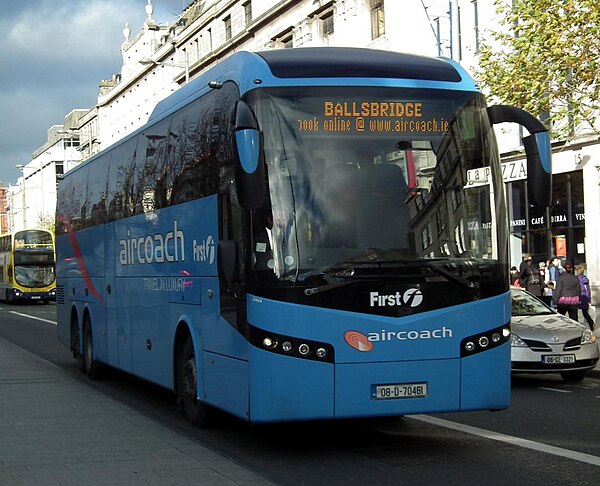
[
  {"left": 71, "top": 317, "right": 85, "bottom": 373},
  {"left": 83, "top": 316, "right": 103, "bottom": 380},
  {"left": 177, "top": 337, "right": 217, "bottom": 428}
]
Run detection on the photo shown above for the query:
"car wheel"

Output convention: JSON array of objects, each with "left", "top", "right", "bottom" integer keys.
[
  {"left": 560, "top": 370, "right": 586, "bottom": 382},
  {"left": 177, "top": 337, "right": 217, "bottom": 428}
]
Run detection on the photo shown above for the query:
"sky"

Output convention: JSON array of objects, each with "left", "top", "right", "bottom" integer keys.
[{"left": 0, "top": 0, "right": 189, "bottom": 187}]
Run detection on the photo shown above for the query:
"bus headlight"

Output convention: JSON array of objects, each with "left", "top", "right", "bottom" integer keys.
[
  {"left": 461, "top": 324, "right": 511, "bottom": 357},
  {"left": 250, "top": 325, "right": 334, "bottom": 363}
]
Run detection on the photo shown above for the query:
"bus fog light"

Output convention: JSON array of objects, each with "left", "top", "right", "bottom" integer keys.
[
  {"left": 282, "top": 341, "right": 292, "bottom": 352},
  {"left": 298, "top": 343, "right": 310, "bottom": 355},
  {"left": 263, "top": 337, "right": 277, "bottom": 349},
  {"left": 478, "top": 336, "right": 489, "bottom": 348},
  {"left": 316, "top": 347, "right": 327, "bottom": 358},
  {"left": 464, "top": 341, "right": 475, "bottom": 352},
  {"left": 492, "top": 333, "right": 501, "bottom": 343}
]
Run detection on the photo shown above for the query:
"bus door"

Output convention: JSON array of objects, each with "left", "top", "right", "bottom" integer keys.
[{"left": 104, "top": 224, "right": 131, "bottom": 371}]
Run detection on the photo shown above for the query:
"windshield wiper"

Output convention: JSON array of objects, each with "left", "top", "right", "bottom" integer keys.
[
  {"left": 345, "top": 257, "right": 477, "bottom": 290},
  {"left": 304, "top": 278, "right": 359, "bottom": 296},
  {"left": 300, "top": 256, "right": 477, "bottom": 292}
]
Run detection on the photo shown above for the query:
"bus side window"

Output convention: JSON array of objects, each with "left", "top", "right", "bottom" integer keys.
[{"left": 107, "top": 137, "right": 138, "bottom": 222}]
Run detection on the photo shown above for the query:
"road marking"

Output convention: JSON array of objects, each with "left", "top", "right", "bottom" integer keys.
[
  {"left": 9, "top": 311, "right": 57, "bottom": 326},
  {"left": 411, "top": 415, "right": 600, "bottom": 467},
  {"left": 538, "top": 387, "right": 572, "bottom": 394}
]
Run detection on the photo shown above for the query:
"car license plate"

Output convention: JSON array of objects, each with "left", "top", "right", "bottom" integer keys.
[
  {"left": 372, "top": 383, "right": 428, "bottom": 400},
  {"left": 542, "top": 354, "right": 576, "bottom": 364},
  {"left": 31, "top": 296, "right": 41, "bottom": 300}
]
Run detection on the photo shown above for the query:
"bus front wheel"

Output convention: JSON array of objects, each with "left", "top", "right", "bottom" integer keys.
[{"left": 177, "top": 337, "right": 217, "bottom": 428}]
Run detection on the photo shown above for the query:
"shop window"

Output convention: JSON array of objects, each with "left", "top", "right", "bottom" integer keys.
[
  {"left": 570, "top": 170, "right": 585, "bottom": 227},
  {"left": 550, "top": 172, "right": 568, "bottom": 228}
]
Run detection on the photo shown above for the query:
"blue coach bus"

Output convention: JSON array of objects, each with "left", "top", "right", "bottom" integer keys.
[{"left": 56, "top": 48, "right": 551, "bottom": 426}]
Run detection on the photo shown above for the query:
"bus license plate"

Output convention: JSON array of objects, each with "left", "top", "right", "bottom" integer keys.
[
  {"left": 542, "top": 354, "right": 575, "bottom": 364},
  {"left": 372, "top": 383, "right": 428, "bottom": 400}
]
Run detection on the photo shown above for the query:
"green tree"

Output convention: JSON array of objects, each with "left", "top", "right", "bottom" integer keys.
[
  {"left": 476, "top": 0, "right": 600, "bottom": 140},
  {"left": 36, "top": 213, "right": 55, "bottom": 234}
]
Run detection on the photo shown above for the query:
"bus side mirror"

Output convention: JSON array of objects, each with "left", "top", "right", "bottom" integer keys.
[
  {"left": 487, "top": 105, "right": 552, "bottom": 207},
  {"left": 218, "top": 240, "right": 240, "bottom": 291},
  {"left": 233, "top": 101, "right": 265, "bottom": 210}
]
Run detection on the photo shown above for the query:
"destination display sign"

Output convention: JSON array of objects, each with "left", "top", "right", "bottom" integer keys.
[{"left": 297, "top": 101, "right": 449, "bottom": 134}]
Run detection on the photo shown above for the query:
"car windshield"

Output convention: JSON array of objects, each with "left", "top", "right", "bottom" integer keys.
[
  {"left": 511, "top": 289, "right": 554, "bottom": 316},
  {"left": 246, "top": 86, "right": 506, "bottom": 284}
]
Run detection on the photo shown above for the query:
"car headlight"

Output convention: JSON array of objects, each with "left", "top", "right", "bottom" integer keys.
[
  {"left": 581, "top": 330, "right": 597, "bottom": 345},
  {"left": 511, "top": 333, "right": 527, "bottom": 347}
]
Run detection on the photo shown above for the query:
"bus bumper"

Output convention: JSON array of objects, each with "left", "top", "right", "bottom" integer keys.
[
  {"left": 248, "top": 342, "right": 510, "bottom": 423},
  {"left": 7, "top": 288, "right": 56, "bottom": 303}
]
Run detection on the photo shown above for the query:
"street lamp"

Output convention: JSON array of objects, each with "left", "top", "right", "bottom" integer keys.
[{"left": 140, "top": 55, "right": 190, "bottom": 83}]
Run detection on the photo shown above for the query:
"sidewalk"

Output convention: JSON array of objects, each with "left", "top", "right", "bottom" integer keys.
[{"left": 0, "top": 337, "right": 272, "bottom": 486}]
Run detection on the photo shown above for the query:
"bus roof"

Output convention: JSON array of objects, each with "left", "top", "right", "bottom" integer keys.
[
  {"left": 148, "top": 48, "right": 476, "bottom": 124},
  {"left": 63, "top": 48, "right": 477, "bottom": 179}
]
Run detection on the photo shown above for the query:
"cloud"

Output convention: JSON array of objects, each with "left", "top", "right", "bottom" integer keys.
[
  {"left": 0, "top": 0, "right": 145, "bottom": 185},
  {"left": 0, "top": 0, "right": 187, "bottom": 185},
  {"left": 8, "top": 1, "right": 136, "bottom": 63}
]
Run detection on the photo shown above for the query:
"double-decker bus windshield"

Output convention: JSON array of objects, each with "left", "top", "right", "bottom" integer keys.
[
  {"left": 14, "top": 264, "right": 55, "bottom": 288},
  {"left": 14, "top": 230, "right": 53, "bottom": 248},
  {"left": 14, "top": 229, "right": 55, "bottom": 288},
  {"left": 246, "top": 86, "right": 507, "bottom": 299}
]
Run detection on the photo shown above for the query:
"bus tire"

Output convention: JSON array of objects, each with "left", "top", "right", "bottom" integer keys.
[
  {"left": 177, "top": 337, "right": 217, "bottom": 428},
  {"left": 83, "top": 315, "right": 103, "bottom": 380},
  {"left": 71, "top": 315, "right": 85, "bottom": 373}
]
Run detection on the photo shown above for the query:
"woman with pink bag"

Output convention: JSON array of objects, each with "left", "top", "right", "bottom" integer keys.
[{"left": 553, "top": 262, "right": 581, "bottom": 321}]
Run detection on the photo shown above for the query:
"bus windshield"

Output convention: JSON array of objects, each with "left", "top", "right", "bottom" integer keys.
[
  {"left": 14, "top": 230, "right": 53, "bottom": 248},
  {"left": 14, "top": 264, "right": 55, "bottom": 288},
  {"left": 246, "top": 86, "right": 506, "bottom": 286}
]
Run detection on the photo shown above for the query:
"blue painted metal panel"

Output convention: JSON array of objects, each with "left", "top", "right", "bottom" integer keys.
[
  {"left": 247, "top": 293, "right": 510, "bottom": 363},
  {"left": 246, "top": 292, "right": 510, "bottom": 418},
  {"left": 249, "top": 347, "right": 334, "bottom": 422},
  {"left": 335, "top": 359, "right": 460, "bottom": 418},
  {"left": 460, "top": 342, "right": 511, "bottom": 411},
  {"left": 203, "top": 351, "right": 249, "bottom": 420}
]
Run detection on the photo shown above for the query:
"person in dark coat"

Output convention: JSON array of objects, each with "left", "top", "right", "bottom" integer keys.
[
  {"left": 554, "top": 262, "right": 582, "bottom": 321},
  {"left": 518, "top": 254, "right": 531, "bottom": 287},
  {"left": 524, "top": 261, "right": 543, "bottom": 298}
]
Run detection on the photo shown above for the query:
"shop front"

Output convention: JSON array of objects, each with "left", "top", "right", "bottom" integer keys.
[{"left": 508, "top": 168, "right": 585, "bottom": 268}]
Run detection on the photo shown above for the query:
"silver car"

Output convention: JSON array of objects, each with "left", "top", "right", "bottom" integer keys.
[{"left": 510, "top": 287, "right": 599, "bottom": 382}]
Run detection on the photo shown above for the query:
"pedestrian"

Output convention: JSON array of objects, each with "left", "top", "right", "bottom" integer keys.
[
  {"left": 553, "top": 262, "right": 581, "bottom": 321},
  {"left": 518, "top": 254, "right": 531, "bottom": 288},
  {"left": 545, "top": 257, "right": 560, "bottom": 308},
  {"left": 510, "top": 266, "right": 520, "bottom": 287},
  {"left": 575, "top": 264, "right": 594, "bottom": 330},
  {"left": 524, "top": 260, "right": 543, "bottom": 298},
  {"left": 538, "top": 261, "right": 552, "bottom": 306}
]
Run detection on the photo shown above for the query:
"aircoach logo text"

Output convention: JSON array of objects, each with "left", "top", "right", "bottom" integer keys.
[{"left": 119, "top": 220, "right": 184, "bottom": 265}]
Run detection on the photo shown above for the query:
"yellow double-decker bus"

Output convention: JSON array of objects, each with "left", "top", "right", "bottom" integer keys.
[{"left": 0, "top": 229, "right": 56, "bottom": 303}]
